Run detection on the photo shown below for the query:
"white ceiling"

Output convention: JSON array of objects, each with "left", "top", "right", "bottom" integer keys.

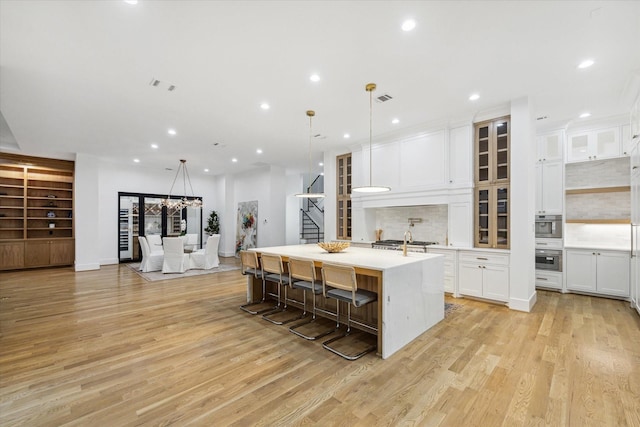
[{"left": 1, "top": 1, "right": 639, "bottom": 178}]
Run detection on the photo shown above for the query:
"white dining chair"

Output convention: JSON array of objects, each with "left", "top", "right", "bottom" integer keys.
[
  {"left": 182, "top": 233, "right": 199, "bottom": 252},
  {"left": 189, "top": 234, "right": 220, "bottom": 270},
  {"left": 162, "top": 237, "right": 190, "bottom": 273},
  {"left": 146, "top": 234, "right": 163, "bottom": 251},
  {"left": 138, "top": 236, "right": 163, "bottom": 272}
]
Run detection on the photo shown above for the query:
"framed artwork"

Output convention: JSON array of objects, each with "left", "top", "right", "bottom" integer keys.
[{"left": 236, "top": 200, "right": 258, "bottom": 254}]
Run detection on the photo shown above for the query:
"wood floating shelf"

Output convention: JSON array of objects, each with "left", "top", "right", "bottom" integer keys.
[
  {"left": 565, "top": 186, "right": 630, "bottom": 195},
  {"left": 565, "top": 218, "right": 631, "bottom": 224}
]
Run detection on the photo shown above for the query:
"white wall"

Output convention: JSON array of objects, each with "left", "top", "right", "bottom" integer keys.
[
  {"left": 509, "top": 97, "right": 537, "bottom": 312},
  {"left": 285, "top": 173, "right": 302, "bottom": 245},
  {"left": 74, "top": 153, "right": 101, "bottom": 271},
  {"left": 86, "top": 159, "right": 219, "bottom": 266},
  {"left": 230, "top": 165, "right": 287, "bottom": 253}
]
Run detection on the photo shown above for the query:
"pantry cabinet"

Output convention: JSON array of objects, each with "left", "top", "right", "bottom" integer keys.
[
  {"left": 566, "top": 249, "right": 629, "bottom": 297},
  {"left": 474, "top": 117, "right": 510, "bottom": 249},
  {"left": 537, "top": 132, "right": 564, "bottom": 162},
  {"left": 458, "top": 251, "right": 509, "bottom": 302},
  {"left": 535, "top": 161, "right": 563, "bottom": 215}
]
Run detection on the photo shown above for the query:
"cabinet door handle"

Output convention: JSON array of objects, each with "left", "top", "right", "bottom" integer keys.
[
  {"left": 597, "top": 252, "right": 600, "bottom": 255},
  {"left": 536, "top": 277, "right": 548, "bottom": 281},
  {"left": 477, "top": 257, "right": 488, "bottom": 260},
  {"left": 633, "top": 166, "right": 638, "bottom": 170},
  {"left": 592, "top": 252, "right": 596, "bottom": 255},
  {"left": 538, "top": 242, "right": 547, "bottom": 245}
]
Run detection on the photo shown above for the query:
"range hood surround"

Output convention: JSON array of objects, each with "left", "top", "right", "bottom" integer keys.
[
  {"left": 374, "top": 205, "right": 448, "bottom": 244},
  {"left": 351, "top": 185, "right": 473, "bottom": 244}
]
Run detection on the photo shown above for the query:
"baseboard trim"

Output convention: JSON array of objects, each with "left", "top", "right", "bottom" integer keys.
[
  {"left": 509, "top": 291, "right": 537, "bottom": 312},
  {"left": 100, "top": 258, "right": 119, "bottom": 266},
  {"left": 75, "top": 263, "right": 100, "bottom": 272}
]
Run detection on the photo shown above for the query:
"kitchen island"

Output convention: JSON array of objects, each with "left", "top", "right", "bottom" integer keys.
[{"left": 247, "top": 244, "right": 444, "bottom": 359}]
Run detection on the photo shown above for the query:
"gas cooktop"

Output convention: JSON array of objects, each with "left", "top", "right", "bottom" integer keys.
[{"left": 373, "top": 240, "right": 438, "bottom": 246}]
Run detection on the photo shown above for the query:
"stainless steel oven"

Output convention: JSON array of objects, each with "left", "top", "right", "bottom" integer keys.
[
  {"left": 535, "top": 215, "right": 562, "bottom": 239},
  {"left": 535, "top": 249, "right": 562, "bottom": 272}
]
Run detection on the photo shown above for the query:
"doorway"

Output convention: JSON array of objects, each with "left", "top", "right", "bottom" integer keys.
[{"left": 118, "top": 192, "right": 203, "bottom": 263}]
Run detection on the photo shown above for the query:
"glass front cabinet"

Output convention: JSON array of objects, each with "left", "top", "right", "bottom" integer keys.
[
  {"left": 336, "top": 153, "right": 352, "bottom": 240},
  {"left": 474, "top": 117, "right": 510, "bottom": 249}
]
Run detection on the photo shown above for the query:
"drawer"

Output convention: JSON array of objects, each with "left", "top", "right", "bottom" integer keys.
[
  {"left": 459, "top": 251, "right": 509, "bottom": 266},
  {"left": 535, "top": 238, "right": 563, "bottom": 249},
  {"left": 428, "top": 248, "right": 456, "bottom": 263},
  {"left": 535, "top": 270, "right": 562, "bottom": 290}
]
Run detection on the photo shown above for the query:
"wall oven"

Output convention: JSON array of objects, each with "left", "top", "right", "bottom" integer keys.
[
  {"left": 535, "top": 215, "right": 562, "bottom": 239},
  {"left": 535, "top": 249, "right": 562, "bottom": 272}
]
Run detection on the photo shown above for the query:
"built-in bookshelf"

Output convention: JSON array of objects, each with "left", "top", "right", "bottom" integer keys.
[{"left": 0, "top": 154, "right": 74, "bottom": 270}]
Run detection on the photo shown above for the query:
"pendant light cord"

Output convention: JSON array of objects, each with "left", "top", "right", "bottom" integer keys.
[{"left": 369, "top": 86, "right": 373, "bottom": 187}]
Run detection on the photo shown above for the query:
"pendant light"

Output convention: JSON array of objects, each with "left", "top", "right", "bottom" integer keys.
[
  {"left": 352, "top": 83, "right": 390, "bottom": 193},
  {"left": 295, "top": 110, "right": 325, "bottom": 198},
  {"left": 161, "top": 159, "right": 203, "bottom": 209}
]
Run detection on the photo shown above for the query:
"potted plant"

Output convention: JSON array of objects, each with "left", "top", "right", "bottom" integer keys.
[{"left": 204, "top": 210, "right": 220, "bottom": 235}]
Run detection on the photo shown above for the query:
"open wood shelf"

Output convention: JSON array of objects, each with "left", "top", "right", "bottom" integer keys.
[
  {"left": 565, "top": 186, "right": 630, "bottom": 195},
  {"left": 565, "top": 218, "right": 630, "bottom": 224},
  {"left": 0, "top": 153, "right": 75, "bottom": 270}
]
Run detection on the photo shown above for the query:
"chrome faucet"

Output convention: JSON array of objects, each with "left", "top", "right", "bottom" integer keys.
[{"left": 403, "top": 230, "right": 413, "bottom": 257}]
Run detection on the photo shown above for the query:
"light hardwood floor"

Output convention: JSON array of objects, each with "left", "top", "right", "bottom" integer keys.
[{"left": 1, "top": 260, "right": 639, "bottom": 426}]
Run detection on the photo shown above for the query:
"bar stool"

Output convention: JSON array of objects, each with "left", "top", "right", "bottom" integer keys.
[
  {"left": 321, "top": 263, "right": 378, "bottom": 360},
  {"left": 287, "top": 257, "right": 335, "bottom": 340},
  {"left": 239, "top": 250, "right": 275, "bottom": 315},
  {"left": 261, "top": 254, "right": 303, "bottom": 325}
]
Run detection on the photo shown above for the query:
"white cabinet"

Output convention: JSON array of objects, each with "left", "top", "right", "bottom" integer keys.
[
  {"left": 566, "top": 249, "right": 630, "bottom": 297},
  {"left": 632, "top": 141, "right": 640, "bottom": 225},
  {"left": 537, "top": 132, "right": 563, "bottom": 162},
  {"left": 449, "top": 125, "right": 472, "bottom": 185},
  {"left": 448, "top": 201, "right": 472, "bottom": 248},
  {"left": 622, "top": 124, "right": 633, "bottom": 157},
  {"left": 399, "top": 131, "right": 445, "bottom": 188},
  {"left": 566, "top": 127, "right": 621, "bottom": 163},
  {"left": 428, "top": 248, "right": 457, "bottom": 295},
  {"left": 535, "top": 270, "right": 563, "bottom": 291},
  {"left": 458, "top": 251, "right": 509, "bottom": 302},
  {"left": 535, "top": 160, "right": 563, "bottom": 214}
]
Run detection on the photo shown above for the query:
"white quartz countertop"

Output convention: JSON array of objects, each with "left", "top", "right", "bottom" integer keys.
[
  {"left": 250, "top": 244, "right": 441, "bottom": 270},
  {"left": 564, "top": 244, "right": 631, "bottom": 252}
]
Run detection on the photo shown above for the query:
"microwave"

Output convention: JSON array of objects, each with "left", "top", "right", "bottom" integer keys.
[
  {"left": 535, "top": 215, "right": 562, "bottom": 239},
  {"left": 535, "top": 249, "right": 562, "bottom": 272}
]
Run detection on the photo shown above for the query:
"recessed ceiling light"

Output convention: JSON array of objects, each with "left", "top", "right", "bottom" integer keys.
[
  {"left": 392, "top": 118, "right": 400, "bottom": 124},
  {"left": 150, "top": 143, "right": 158, "bottom": 149},
  {"left": 133, "top": 158, "right": 140, "bottom": 163},
  {"left": 320, "top": 172, "right": 324, "bottom": 176},
  {"left": 256, "top": 148, "right": 263, "bottom": 154},
  {"left": 579, "top": 112, "right": 591, "bottom": 118},
  {"left": 124, "top": 0, "right": 138, "bottom": 4},
  {"left": 204, "top": 168, "right": 209, "bottom": 172},
  {"left": 231, "top": 158, "right": 238, "bottom": 163},
  {"left": 310, "top": 74, "right": 320, "bottom": 82},
  {"left": 343, "top": 133, "right": 350, "bottom": 139},
  {"left": 168, "top": 129, "right": 177, "bottom": 136},
  {"left": 319, "top": 162, "right": 323, "bottom": 167},
  {"left": 401, "top": 19, "right": 416, "bottom": 32},
  {"left": 469, "top": 93, "right": 480, "bottom": 101},
  {"left": 260, "top": 103, "right": 270, "bottom": 110},
  {"left": 578, "top": 59, "right": 595, "bottom": 69}
]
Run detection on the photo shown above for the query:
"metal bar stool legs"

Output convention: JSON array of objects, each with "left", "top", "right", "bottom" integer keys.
[
  {"left": 239, "top": 250, "right": 276, "bottom": 315},
  {"left": 261, "top": 254, "right": 303, "bottom": 325},
  {"left": 287, "top": 258, "right": 335, "bottom": 340},
  {"left": 320, "top": 263, "right": 378, "bottom": 360}
]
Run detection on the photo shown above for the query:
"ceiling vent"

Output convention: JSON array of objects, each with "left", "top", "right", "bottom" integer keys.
[
  {"left": 149, "top": 77, "right": 176, "bottom": 91},
  {"left": 375, "top": 94, "right": 393, "bottom": 103}
]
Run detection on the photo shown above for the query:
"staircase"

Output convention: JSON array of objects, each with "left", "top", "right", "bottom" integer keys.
[{"left": 300, "top": 175, "right": 324, "bottom": 243}]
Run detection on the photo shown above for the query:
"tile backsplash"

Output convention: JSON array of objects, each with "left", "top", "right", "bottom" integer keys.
[
  {"left": 375, "top": 205, "right": 448, "bottom": 244},
  {"left": 565, "top": 157, "right": 630, "bottom": 189}
]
